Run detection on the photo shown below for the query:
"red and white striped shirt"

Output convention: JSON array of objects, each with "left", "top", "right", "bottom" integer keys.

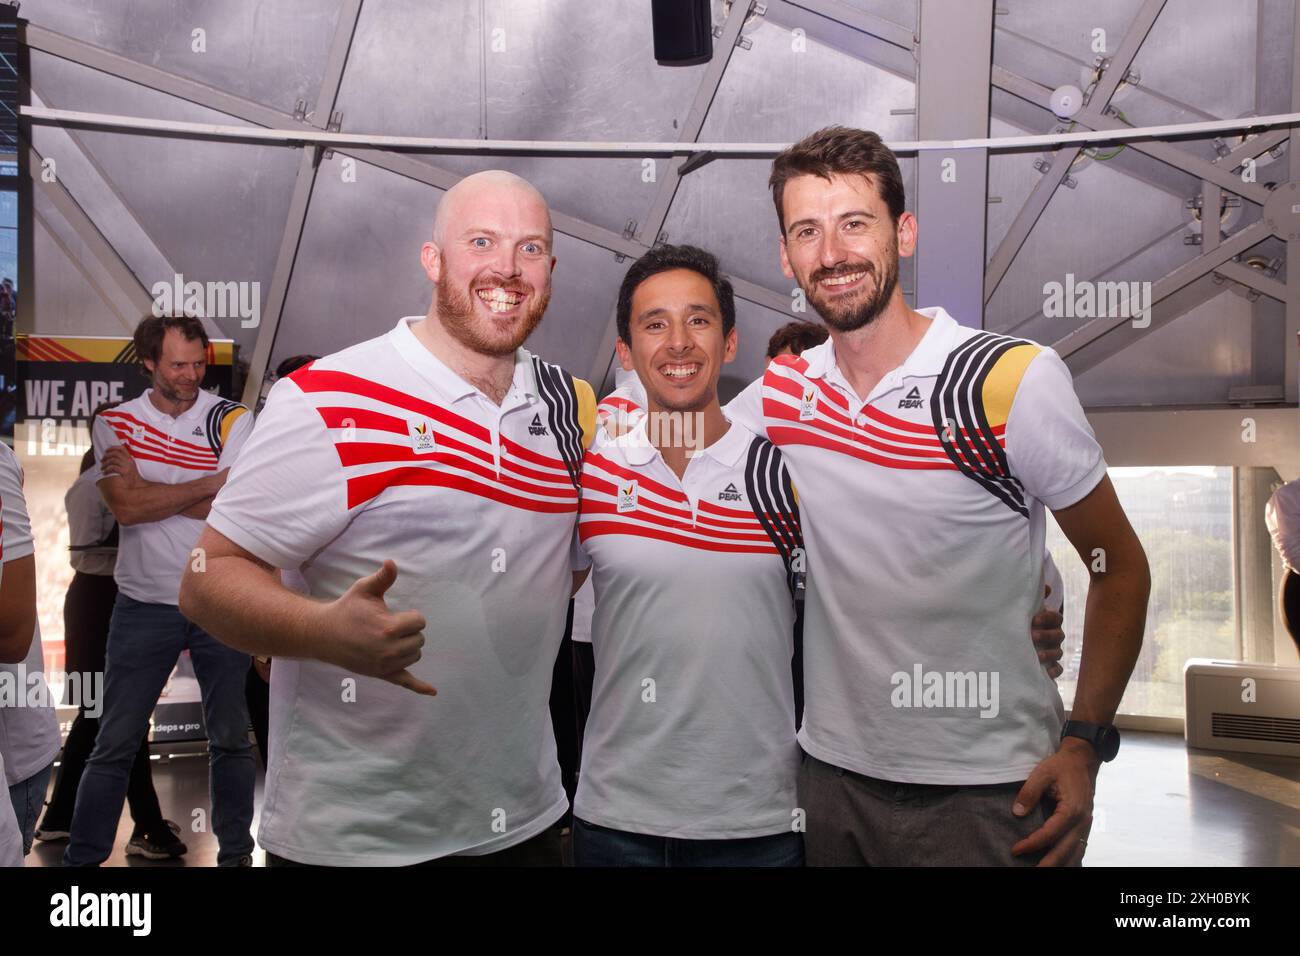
[
  {"left": 573, "top": 420, "right": 803, "bottom": 838},
  {"left": 208, "top": 316, "right": 595, "bottom": 865},
  {"left": 93, "top": 388, "right": 252, "bottom": 605}
]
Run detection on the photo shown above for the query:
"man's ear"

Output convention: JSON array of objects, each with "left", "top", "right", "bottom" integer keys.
[
  {"left": 722, "top": 325, "right": 738, "bottom": 365},
  {"left": 778, "top": 235, "right": 794, "bottom": 280},
  {"left": 896, "top": 211, "right": 918, "bottom": 259},
  {"left": 615, "top": 337, "right": 635, "bottom": 372},
  {"left": 420, "top": 242, "right": 442, "bottom": 283}
]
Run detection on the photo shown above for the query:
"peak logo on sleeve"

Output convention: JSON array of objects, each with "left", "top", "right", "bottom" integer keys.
[
  {"left": 798, "top": 387, "right": 818, "bottom": 421},
  {"left": 408, "top": 419, "right": 436, "bottom": 454},
  {"left": 617, "top": 480, "right": 638, "bottom": 513}
]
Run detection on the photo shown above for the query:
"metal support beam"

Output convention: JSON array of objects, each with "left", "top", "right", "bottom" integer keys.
[
  {"left": 1214, "top": 261, "right": 1288, "bottom": 302},
  {"left": 914, "top": 0, "right": 993, "bottom": 327},
  {"left": 240, "top": 0, "right": 363, "bottom": 407},
  {"left": 1054, "top": 219, "right": 1269, "bottom": 361},
  {"left": 984, "top": 0, "right": 1166, "bottom": 305},
  {"left": 1062, "top": 273, "right": 1221, "bottom": 376}
]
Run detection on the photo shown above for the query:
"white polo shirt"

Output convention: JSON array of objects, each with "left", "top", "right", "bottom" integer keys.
[
  {"left": 208, "top": 316, "right": 596, "bottom": 865},
  {"left": 1266, "top": 480, "right": 1300, "bottom": 573},
  {"left": 725, "top": 307, "right": 1107, "bottom": 785},
  {"left": 0, "top": 442, "right": 60, "bottom": 789},
  {"left": 93, "top": 388, "right": 253, "bottom": 605},
  {"left": 573, "top": 419, "right": 802, "bottom": 838}
]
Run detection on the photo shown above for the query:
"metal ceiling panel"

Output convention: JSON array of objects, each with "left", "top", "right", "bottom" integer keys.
[
  {"left": 32, "top": 190, "right": 139, "bottom": 335},
  {"left": 1130, "top": 0, "right": 1257, "bottom": 122},
  {"left": 1074, "top": 288, "right": 1254, "bottom": 406},
  {"left": 332, "top": 0, "right": 482, "bottom": 140},
  {"left": 26, "top": 0, "right": 344, "bottom": 116},
  {"left": 660, "top": 18, "right": 916, "bottom": 295},
  {"left": 29, "top": 51, "right": 303, "bottom": 351},
  {"left": 985, "top": 152, "right": 1192, "bottom": 332},
  {"left": 342, "top": 0, "right": 711, "bottom": 235},
  {"left": 272, "top": 150, "right": 625, "bottom": 380}
]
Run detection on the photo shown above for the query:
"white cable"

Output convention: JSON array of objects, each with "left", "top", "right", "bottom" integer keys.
[{"left": 19, "top": 104, "right": 1300, "bottom": 158}]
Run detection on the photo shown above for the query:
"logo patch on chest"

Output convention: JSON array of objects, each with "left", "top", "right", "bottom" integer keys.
[
  {"left": 898, "top": 386, "right": 925, "bottom": 410},
  {"left": 617, "top": 480, "right": 638, "bottom": 513},
  {"left": 528, "top": 413, "right": 549, "bottom": 436},
  {"left": 798, "top": 387, "right": 818, "bottom": 421},
  {"left": 718, "top": 482, "right": 742, "bottom": 502},
  {"left": 408, "top": 419, "right": 436, "bottom": 454}
]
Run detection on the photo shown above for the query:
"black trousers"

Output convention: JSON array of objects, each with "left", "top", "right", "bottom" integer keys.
[{"left": 43, "top": 572, "right": 165, "bottom": 832}]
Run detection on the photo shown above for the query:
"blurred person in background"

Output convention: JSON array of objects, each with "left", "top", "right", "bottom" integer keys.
[{"left": 36, "top": 402, "right": 186, "bottom": 857}]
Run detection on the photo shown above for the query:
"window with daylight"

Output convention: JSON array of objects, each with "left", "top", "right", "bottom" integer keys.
[{"left": 1048, "top": 466, "right": 1235, "bottom": 720}]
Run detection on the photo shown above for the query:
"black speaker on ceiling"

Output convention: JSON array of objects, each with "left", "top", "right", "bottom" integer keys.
[{"left": 651, "top": 0, "right": 713, "bottom": 66}]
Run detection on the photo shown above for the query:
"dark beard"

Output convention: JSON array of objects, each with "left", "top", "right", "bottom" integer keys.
[
  {"left": 808, "top": 242, "right": 900, "bottom": 334},
  {"left": 436, "top": 280, "right": 549, "bottom": 357}
]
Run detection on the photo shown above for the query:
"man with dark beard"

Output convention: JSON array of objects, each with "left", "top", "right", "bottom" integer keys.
[
  {"left": 180, "top": 170, "right": 597, "bottom": 865},
  {"left": 723, "top": 127, "right": 1149, "bottom": 866}
]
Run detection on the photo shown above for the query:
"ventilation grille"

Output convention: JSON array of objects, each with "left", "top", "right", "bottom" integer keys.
[{"left": 1211, "top": 713, "right": 1300, "bottom": 744}]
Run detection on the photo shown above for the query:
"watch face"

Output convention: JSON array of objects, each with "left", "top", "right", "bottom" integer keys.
[{"left": 1100, "top": 726, "right": 1121, "bottom": 761}]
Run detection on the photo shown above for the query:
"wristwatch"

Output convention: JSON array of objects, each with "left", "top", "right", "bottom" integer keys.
[{"left": 1060, "top": 720, "right": 1120, "bottom": 762}]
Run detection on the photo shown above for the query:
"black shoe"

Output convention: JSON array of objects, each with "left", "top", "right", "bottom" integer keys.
[
  {"left": 34, "top": 819, "right": 71, "bottom": 842},
  {"left": 126, "top": 822, "right": 188, "bottom": 860}
]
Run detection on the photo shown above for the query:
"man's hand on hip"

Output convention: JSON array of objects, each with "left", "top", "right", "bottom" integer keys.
[{"left": 1010, "top": 738, "right": 1099, "bottom": 866}]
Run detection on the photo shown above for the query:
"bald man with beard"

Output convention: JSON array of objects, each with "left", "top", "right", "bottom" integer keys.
[{"left": 180, "top": 171, "right": 598, "bottom": 866}]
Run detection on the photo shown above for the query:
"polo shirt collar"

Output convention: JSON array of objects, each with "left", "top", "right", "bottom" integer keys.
[
  {"left": 611, "top": 414, "right": 748, "bottom": 470},
  {"left": 390, "top": 315, "right": 538, "bottom": 403},
  {"left": 799, "top": 306, "right": 961, "bottom": 385}
]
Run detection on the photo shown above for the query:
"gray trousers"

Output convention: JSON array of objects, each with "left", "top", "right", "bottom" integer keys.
[{"left": 798, "top": 751, "right": 1055, "bottom": 866}]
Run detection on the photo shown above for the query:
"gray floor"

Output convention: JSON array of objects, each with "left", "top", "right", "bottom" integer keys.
[{"left": 23, "top": 730, "right": 1300, "bottom": 866}]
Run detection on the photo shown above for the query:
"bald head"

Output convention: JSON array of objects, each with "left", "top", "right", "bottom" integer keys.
[{"left": 432, "top": 170, "right": 552, "bottom": 248}]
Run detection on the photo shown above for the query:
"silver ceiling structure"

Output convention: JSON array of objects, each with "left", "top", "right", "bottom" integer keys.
[{"left": 17, "top": 0, "right": 1300, "bottom": 411}]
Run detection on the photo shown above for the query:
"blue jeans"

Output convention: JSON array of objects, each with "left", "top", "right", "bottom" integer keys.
[
  {"left": 64, "top": 595, "right": 255, "bottom": 866},
  {"left": 8, "top": 762, "right": 53, "bottom": 856},
  {"left": 573, "top": 817, "right": 805, "bottom": 867}
]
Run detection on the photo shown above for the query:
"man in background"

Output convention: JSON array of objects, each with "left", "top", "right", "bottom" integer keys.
[{"left": 65, "top": 314, "right": 256, "bottom": 867}]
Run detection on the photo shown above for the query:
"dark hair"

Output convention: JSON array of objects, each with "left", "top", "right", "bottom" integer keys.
[
  {"left": 274, "top": 354, "right": 319, "bottom": 379},
  {"left": 133, "top": 314, "right": 209, "bottom": 377},
  {"left": 765, "top": 320, "right": 829, "bottom": 360},
  {"left": 769, "top": 126, "right": 906, "bottom": 237},
  {"left": 616, "top": 244, "right": 735, "bottom": 344}
]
